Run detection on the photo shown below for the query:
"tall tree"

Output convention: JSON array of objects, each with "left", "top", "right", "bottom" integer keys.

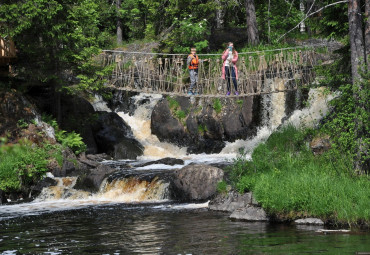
[
  {"left": 365, "top": 0, "right": 370, "bottom": 69},
  {"left": 348, "top": 0, "right": 368, "bottom": 173},
  {"left": 245, "top": 0, "right": 259, "bottom": 45},
  {"left": 116, "top": 0, "right": 123, "bottom": 45},
  {"left": 215, "top": 0, "right": 225, "bottom": 29},
  {"left": 348, "top": 0, "right": 366, "bottom": 83}
]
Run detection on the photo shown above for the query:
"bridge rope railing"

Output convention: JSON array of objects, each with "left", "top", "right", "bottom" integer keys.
[{"left": 98, "top": 47, "right": 327, "bottom": 97}]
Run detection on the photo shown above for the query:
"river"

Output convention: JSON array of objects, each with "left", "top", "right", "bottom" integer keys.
[
  {"left": 1, "top": 202, "right": 369, "bottom": 254},
  {"left": 1, "top": 89, "right": 369, "bottom": 254}
]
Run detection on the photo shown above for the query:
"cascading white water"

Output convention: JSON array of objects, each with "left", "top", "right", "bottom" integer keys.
[
  {"left": 113, "top": 79, "right": 332, "bottom": 160},
  {"left": 286, "top": 87, "right": 335, "bottom": 128},
  {"left": 117, "top": 93, "right": 188, "bottom": 159}
]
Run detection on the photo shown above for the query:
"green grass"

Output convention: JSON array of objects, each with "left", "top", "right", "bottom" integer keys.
[
  {"left": 0, "top": 140, "right": 63, "bottom": 192},
  {"left": 166, "top": 96, "right": 180, "bottom": 110},
  {"left": 213, "top": 98, "right": 222, "bottom": 114},
  {"left": 198, "top": 124, "right": 208, "bottom": 135},
  {"left": 228, "top": 125, "right": 370, "bottom": 224}
]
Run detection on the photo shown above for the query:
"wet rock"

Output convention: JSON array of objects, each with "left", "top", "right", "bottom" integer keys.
[
  {"left": 93, "top": 112, "right": 143, "bottom": 160},
  {"left": 173, "top": 164, "right": 224, "bottom": 201},
  {"left": 229, "top": 206, "right": 269, "bottom": 221},
  {"left": 0, "top": 90, "right": 41, "bottom": 137},
  {"left": 151, "top": 96, "right": 260, "bottom": 154},
  {"left": 85, "top": 153, "right": 112, "bottom": 162},
  {"left": 29, "top": 177, "right": 58, "bottom": 197},
  {"left": 74, "top": 164, "right": 116, "bottom": 193},
  {"left": 151, "top": 99, "right": 188, "bottom": 146},
  {"left": 209, "top": 191, "right": 253, "bottom": 212},
  {"left": 310, "top": 134, "right": 331, "bottom": 155},
  {"left": 295, "top": 218, "right": 324, "bottom": 225},
  {"left": 0, "top": 189, "right": 7, "bottom": 205},
  {"left": 59, "top": 94, "right": 99, "bottom": 154},
  {"left": 61, "top": 148, "right": 79, "bottom": 177},
  {"left": 137, "top": 157, "right": 185, "bottom": 167}
]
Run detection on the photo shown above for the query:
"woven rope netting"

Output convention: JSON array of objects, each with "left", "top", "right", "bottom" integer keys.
[{"left": 98, "top": 48, "right": 323, "bottom": 97}]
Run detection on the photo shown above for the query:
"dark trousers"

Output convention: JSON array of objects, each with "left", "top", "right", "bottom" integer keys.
[{"left": 225, "top": 66, "right": 238, "bottom": 92}]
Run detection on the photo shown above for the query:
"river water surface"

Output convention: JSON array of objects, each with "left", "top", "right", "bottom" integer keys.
[{"left": 1, "top": 201, "right": 369, "bottom": 254}]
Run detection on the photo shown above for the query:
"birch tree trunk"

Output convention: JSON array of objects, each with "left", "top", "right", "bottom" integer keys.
[
  {"left": 116, "top": 0, "right": 123, "bottom": 45},
  {"left": 245, "top": 0, "right": 259, "bottom": 45}
]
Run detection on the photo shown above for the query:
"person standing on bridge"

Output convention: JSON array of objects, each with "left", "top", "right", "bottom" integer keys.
[
  {"left": 187, "top": 47, "right": 200, "bottom": 95},
  {"left": 222, "top": 42, "right": 239, "bottom": 96}
]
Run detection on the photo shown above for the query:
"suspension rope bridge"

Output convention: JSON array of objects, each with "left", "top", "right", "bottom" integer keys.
[{"left": 99, "top": 46, "right": 329, "bottom": 98}]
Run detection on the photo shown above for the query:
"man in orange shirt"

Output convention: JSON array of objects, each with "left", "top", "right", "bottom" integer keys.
[{"left": 187, "top": 47, "right": 199, "bottom": 95}]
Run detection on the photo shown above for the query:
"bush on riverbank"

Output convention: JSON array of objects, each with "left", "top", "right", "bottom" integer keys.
[
  {"left": 227, "top": 125, "right": 370, "bottom": 224},
  {"left": 0, "top": 140, "right": 63, "bottom": 192}
]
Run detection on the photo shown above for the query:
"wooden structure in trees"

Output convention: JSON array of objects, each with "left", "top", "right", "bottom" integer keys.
[{"left": 0, "top": 36, "right": 16, "bottom": 67}]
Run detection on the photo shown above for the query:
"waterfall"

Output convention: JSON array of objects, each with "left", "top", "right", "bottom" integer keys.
[
  {"left": 117, "top": 93, "right": 188, "bottom": 159},
  {"left": 112, "top": 83, "right": 332, "bottom": 160},
  {"left": 35, "top": 176, "right": 169, "bottom": 203}
]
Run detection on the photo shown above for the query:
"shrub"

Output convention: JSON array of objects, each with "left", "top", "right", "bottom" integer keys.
[
  {"left": 42, "top": 114, "right": 86, "bottom": 155},
  {"left": 213, "top": 98, "right": 222, "bottom": 114},
  {"left": 0, "top": 140, "right": 49, "bottom": 191}
]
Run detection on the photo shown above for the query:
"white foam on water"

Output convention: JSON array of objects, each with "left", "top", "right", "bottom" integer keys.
[{"left": 286, "top": 87, "right": 335, "bottom": 128}]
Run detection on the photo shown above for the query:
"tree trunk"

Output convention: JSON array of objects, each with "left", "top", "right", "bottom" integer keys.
[
  {"left": 245, "top": 0, "right": 259, "bottom": 45},
  {"left": 215, "top": 0, "right": 225, "bottom": 29},
  {"left": 348, "top": 0, "right": 368, "bottom": 174},
  {"left": 365, "top": 0, "right": 370, "bottom": 69},
  {"left": 116, "top": 0, "right": 123, "bottom": 45},
  {"left": 348, "top": 0, "right": 365, "bottom": 83}
]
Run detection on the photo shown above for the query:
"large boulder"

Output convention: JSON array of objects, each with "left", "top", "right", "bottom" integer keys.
[
  {"left": 151, "top": 99, "right": 188, "bottom": 147},
  {"left": 73, "top": 164, "right": 116, "bottom": 193},
  {"left": 151, "top": 96, "right": 260, "bottom": 154},
  {"left": 93, "top": 112, "right": 143, "bottom": 159},
  {"left": 173, "top": 164, "right": 224, "bottom": 201}
]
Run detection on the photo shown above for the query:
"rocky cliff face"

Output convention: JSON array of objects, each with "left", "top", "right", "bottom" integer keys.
[{"left": 151, "top": 95, "right": 261, "bottom": 154}]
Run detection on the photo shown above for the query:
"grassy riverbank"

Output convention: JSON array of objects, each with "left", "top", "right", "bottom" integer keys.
[{"left": 226, "top": 125, "right": 370, "bottom": 225}]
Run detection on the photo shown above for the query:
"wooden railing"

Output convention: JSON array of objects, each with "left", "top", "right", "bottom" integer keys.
[{"left": 0, "top": 36, "right": 16, "bottom": 66}]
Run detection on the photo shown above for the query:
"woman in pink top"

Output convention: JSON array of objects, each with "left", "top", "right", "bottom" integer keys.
[{"left": 221, "top": 42, "right": 239, "bottom": 96}]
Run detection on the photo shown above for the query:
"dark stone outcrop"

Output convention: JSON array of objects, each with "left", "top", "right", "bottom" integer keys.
[
  {"left": 151, "top": 96, "right": 261, "bottom": 154},
  {"left": 0, "top": 189, "right": 7, "bottom": 204},
  {"left": 29, "top": 177, "right": 58, "bottom": 197},
  {"left": 0, "top": 90, "right": 40, "bottom": 138},
  {"left": 151, "top": 100, "right": 188, "bottom": 146},
  {"left": 137, "top": 157, "right": 185, "bottom": 167},
  {"left": 73, "top": 164, "right": 116, "bottom": 193},
  {"left": 59, "top": 94, "right": 99, "bottom": 154},
  {"left": 172, "top": 164, "right": 224, "bottom": 201},
  {"left": 93, "top": 112, "right": 143, "bottom": 160}
]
